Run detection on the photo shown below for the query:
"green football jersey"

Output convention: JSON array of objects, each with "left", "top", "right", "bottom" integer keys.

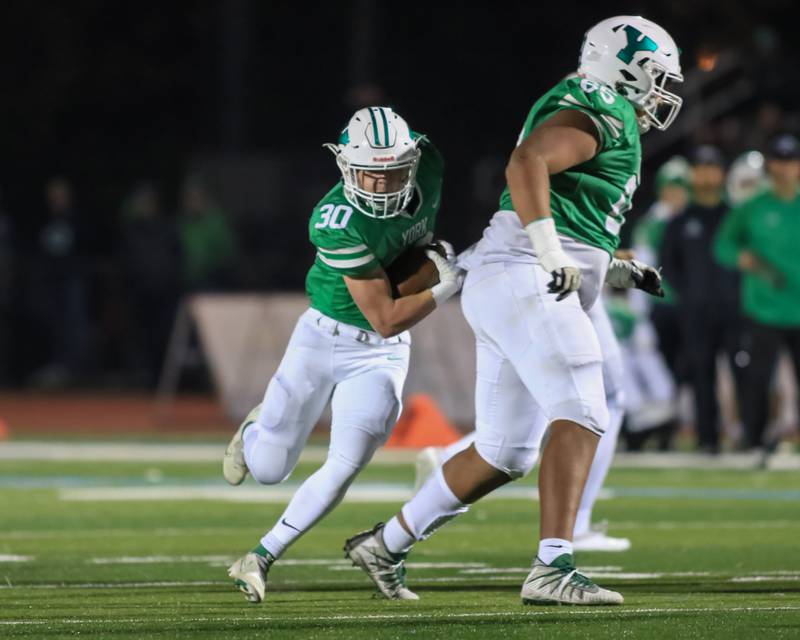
[
  {"left": 305, "top": 137, "right": 444, "bottom": 331},
  {"left": 499, "top": 75, "right": 642, "bottom": 255}
]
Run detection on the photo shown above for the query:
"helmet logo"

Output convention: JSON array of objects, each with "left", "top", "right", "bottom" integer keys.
[
  {"left": 614, "top": 25, "right": 658, "bottom": 64},
  {"left": 367, "top": 107, "right": 395, "bottom": 148}
]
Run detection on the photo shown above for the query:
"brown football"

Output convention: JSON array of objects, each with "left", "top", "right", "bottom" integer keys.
[{"left": 385, "top": 245, "right": 443, "bottom": 298}]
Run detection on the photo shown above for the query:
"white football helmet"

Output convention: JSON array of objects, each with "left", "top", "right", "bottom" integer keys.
[
  {"left": 727, "top": 151, "right": 766, "bottom": 205},
  {"left": 579, "top": 16, "right": 683, "bottom": 133},
  {"left": 325, "top": 107, "right": 421, "bottom": 219}
]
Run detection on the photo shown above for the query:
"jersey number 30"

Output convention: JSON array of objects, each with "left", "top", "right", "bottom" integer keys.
[{"left": 315, "top": 204, "right": 353, "bottom": 229}]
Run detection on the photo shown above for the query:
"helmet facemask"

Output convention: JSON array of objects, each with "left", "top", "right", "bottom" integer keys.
[
  {"left": 636, "top": 60, "right": 683, "bottom": 133},
  {"left": 333, "top": 148, "right": 421, "bottom": 219}
]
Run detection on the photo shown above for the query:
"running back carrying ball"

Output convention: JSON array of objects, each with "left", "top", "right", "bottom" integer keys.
[{"left": 386, "top": 241, "right": 449, "bottom": 298}]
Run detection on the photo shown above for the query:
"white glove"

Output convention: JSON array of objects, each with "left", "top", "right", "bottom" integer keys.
[
  {"left": 435, "top": 239, "right": 456, "bottom": 261},
  {"left": 606, "top": 258, "right": 664, "bottom": 297},
  {"left": 426, "top": 249, "right": 464, "bottom": 306},
  {"left": 525, "top": 218, "right": 581, "bottom": 301}
]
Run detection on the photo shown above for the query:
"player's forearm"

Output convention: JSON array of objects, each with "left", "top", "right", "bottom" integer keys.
[
  {"left": 506, "top": 150, "right": 552, "bottom": 226},
  {"left": 368, "top": 291, "right": 436, "bottom": 338}
]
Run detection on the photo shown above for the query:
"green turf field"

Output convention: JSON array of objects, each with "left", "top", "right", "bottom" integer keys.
[{"left": 2, "top": 448, "right": 800, "bottom": 639}]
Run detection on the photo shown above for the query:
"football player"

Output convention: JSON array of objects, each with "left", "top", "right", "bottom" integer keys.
[
  {"left": 223, "top": 107, "right": 462, "bottom": 603},
  {"left": 414, "top": 293, "right": 633, "bottom": 552},
  {"left": 344, "top": 16, "right": 681, "bottom": 605}
]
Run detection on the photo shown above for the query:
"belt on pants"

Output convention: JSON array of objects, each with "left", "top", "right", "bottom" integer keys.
[{"left": 310, "top": 312, "right": 406, "bottom": 345}]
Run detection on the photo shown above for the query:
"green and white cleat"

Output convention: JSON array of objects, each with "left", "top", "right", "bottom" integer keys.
[
  {"left": 343, "top": 523, "right": 419, "bottom": 600},
  {"left": 521, "top": 554, "right": 623, "bottom": 606},
  {"left": 223, "top": 404, "right": 260, "bottom": 486},
  {"left": 228, "top": 552, "right": 271, "bottom": 603}
]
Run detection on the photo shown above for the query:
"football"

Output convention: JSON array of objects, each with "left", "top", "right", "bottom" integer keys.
[{"left": 385, "top": 244, "right": 445, "bottom": 297}]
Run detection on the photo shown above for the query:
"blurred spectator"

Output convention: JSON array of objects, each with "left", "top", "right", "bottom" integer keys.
[
  {"left": 119, "top": 184, "right": 183, "bottom": 386},
  {"left": 661, "top": 146, "right": 744, "bottom": 453},
  {"left": 606, "top": 290, "right": 677, "bottom": 452},
  {"left": 178, "top": 180, "right": 237, "bottom": 291},
  {"left": 30, "top": 177, "right": 91, "bottom": 388},
  {"left": 0, "top": 193, "right": 14, "bottom": 384},
  {"left": 714, "top": 134, "right": 800, "bottom": 450},
  {"left": 632, "top": 157, "right": 690, "bottom": 381}
]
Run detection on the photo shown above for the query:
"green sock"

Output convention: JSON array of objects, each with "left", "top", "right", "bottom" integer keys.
[{"left": 252, "top": 544, "right": 276, "bottom": 563}]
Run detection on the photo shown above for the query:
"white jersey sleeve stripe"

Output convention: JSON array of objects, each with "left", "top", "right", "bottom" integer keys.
[
  {"left": 558, "top": 95, "right": 606, "bottom": 147},
  {"left": 317, "top": 244, "right": 369, "bottom": 255},
  {"left": 316, "top": 252, "right": 376, "bottom": 269}
]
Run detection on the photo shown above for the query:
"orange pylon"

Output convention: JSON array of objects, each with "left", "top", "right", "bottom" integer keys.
[{"left": 385, "top": 394, "right": 462, "bottom": 448}]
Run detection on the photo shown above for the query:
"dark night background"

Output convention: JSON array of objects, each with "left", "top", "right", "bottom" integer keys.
[{"left": 0, "top": 0, "right": 797, "bottom": 387}]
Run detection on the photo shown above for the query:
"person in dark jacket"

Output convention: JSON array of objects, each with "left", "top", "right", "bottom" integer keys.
[
  {"left": 715, "top": 134, "right": 800, "bottom": 450},
  {"left": 31, "top": 177, "right": 91, "bottom": 387},
  {"left": 660, "top": 146, "right": 744, "bottom": 453},
  {"left": 119, "top": 184, "right": 183, "bottom": 386}
]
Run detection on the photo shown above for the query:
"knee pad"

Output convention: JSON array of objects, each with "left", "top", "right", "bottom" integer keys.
[
  {"left": 401, "top": 468, "right": 469, "bottom": 541},
  {"left": 473, "top": 439, "right": 539, "bottom": 479},
  {"left": 244, "top": 426, "right": 296, "bottom": 485}
]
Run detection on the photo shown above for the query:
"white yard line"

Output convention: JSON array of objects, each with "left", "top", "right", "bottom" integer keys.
[
  {"left": 0, "top": 443, "right": 415, "bottom": 464},
  {"left": 3, "top": 569, "right": 799, "bottom": 591},
  {"left": 0, "top": 555, "right": 32, "bottom": 562},
  {"left": 3, "top": 441, "right": 798, "bottom": 469},
  {"left": 56, "top": 485, "right": 543, "bottom": 503},
  {"left": 1, "top": 606, "right": 799, "bottom": 626},
  {"left": 732, "top": 576, "right": 800, "bottom": 582}
]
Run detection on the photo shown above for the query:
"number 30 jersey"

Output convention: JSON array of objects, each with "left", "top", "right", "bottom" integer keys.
[
  {"left": 464, "top": 75, "right": 641, "bottom": 270},
  {"left": 305, "top": 137, "right": 444, "bottom": 331}
]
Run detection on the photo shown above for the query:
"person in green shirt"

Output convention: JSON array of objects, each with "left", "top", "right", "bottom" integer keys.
[
  {"left": 714, "top": 133, "right": 800, "bottom": 449},
  {"left": 177, "top": 180, "right": 237, "bottom": 291},
  {"left": 222, "top": 107, "right": 462, "bottom": 604}
]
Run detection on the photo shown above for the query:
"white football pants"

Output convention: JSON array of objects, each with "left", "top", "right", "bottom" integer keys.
[
  {"left": 440, "top": 297, "right": 626, "bottom": 535},
  {"left": 243, "top": 309, "right": 409, "bottom": 557},
  {"left": 459, "top": 245, "right": 610, "bottom": 478}
]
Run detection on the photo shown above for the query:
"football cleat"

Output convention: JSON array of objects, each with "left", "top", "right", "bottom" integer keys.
[
  {"left": 521, "top": 554, "right": 624, "bottom": 605},
  {"left": 413, "top": 446, "right": 442, "bottom": 492},
  {"left": 228, "top": 552, "right": 271, "bottom": 603},
  {"left": 343, "top": 523, "right": 419, "bottom": 600},
  {"left": 223, "top": 404, "right": 260, "bottom": 486}
]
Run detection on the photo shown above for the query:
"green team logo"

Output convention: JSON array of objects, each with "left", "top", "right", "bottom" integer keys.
[{"left": 615, "top": 25, "right": 658, "bottom": 64}]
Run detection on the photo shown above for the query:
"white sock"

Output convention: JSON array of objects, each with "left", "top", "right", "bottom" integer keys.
[
  {"left": 400, "top": 467, "right": 468, "bottom": 541},
  {"left": 260, "top": 455, "right": 360, "bottom": 559},
  {"left": 573, "top": 393, "right": 624, "bottom": 538},
  {"left": 538, "top": 538, "right": 573, "bottom": 564},
  {"left": 382, "top": 517, "right": 416, "bottom": 555}
]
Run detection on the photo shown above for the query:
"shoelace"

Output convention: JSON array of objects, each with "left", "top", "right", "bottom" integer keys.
[
  {"left": 372, "top": 553, "right": 408, "bottom": 593},
  {"left": 555, "top": 569, "right": 593, "bottom": 598},
  {"left": 534, "top": 564, "right": 594, "bottom": 597}
]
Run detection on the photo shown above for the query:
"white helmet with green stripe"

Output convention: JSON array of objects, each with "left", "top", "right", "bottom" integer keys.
[
  {"left": 325, "top": 106, "right": 421, "bottom": 219},
  {"left": 579, "top": 16, "right": 683, "bottom": 133}
]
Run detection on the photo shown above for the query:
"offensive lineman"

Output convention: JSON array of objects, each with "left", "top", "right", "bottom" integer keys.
[
  {"left": 223, "top": 107, "right": 462, "bottom": 603},
  {"left": 344, "top": 16, "right": 682, "bottom": 605},
  {"left": 414, "top": 293, "right": 635, "bottom": 552}
]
